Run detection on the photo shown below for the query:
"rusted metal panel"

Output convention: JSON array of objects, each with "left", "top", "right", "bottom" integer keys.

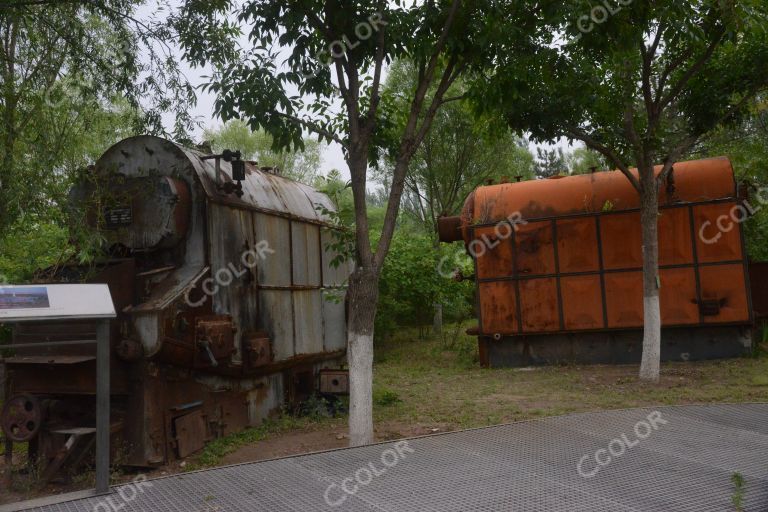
[
  {"left": 600, "top": 211, "right": 643, "bottom": 269},
  {"left": 247, "top": 374, "right": 282, "bottom": 425},
  {"left": 174, "top": 410, "right": 206, "bottom": 458},
  {"left": 604, "top": 272, "right": 644, "bottom": 328},
  {"left": 694, "top": 202, "right": 743, "bottom": 263},
  {"left": 518, "top": 278, "right": 559, "bottom": 332},
  {"left": 293, "top": 290, "right": 323, "bottom": 355},
  {"left": 478, "top": 282, "right": 518, "bottom": 334},
  {"left": 700, "top": 264, "right": 750, "bottom": 323},
  {"left": 319, "top": 369, "right": 349, "bottom": 394},
  {"left": 659, "top": 207, "right": 693, "bottom": 265},
  {"left": 660, "top": 268, "right": 699, "bottom": 325},
  {"left": 207, "top": 205, "right": 260, "bottom": 363},
  {"left": 557, "top": 218, "right": 599, "bottom": 273},
  {"left": 322, "top": 295, "right": 347, "bottom": 352},
  {"left": 515, "top": 221, "right": 555, "bottom": 276},
  {"left": 475, "top": 226, "right": 513, "bottom": 279},
  {"left": 291, "top": 222, "right": 321, "bottom": 286},
  {"left": 254, "top": 214, "right": 292, "bottom": 286},
  {"left": 259, "top": 290, "right": 294, "bottom": 361},
  {"left": 560, "top": 275, "right": 603, "bottom": 330}
]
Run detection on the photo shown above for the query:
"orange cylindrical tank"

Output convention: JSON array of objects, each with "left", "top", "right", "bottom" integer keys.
[{"left": 446, "top": 156, "right": 751, "bottom": 340}]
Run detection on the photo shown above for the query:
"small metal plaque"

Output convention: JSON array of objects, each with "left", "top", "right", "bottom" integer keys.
[{"left": 104, "top": 206, "right": 132, "bottom": 228}]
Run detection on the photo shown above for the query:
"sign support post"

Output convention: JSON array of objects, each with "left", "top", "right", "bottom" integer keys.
[{"left": 95, "top": 319, "right": 110, "bottom": 494}]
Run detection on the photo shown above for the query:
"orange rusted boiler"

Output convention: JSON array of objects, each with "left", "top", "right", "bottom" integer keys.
[{"left": 439, "top": 157, "right": 754, "bottom": 367}]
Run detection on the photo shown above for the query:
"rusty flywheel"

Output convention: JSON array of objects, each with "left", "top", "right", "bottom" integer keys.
[{"left": 1, "top": 393, "right": 42, "bottom": 442}]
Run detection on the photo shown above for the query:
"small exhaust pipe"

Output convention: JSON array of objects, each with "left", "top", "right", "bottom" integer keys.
[{"left": 437, "top": 216, "right": 463, "bottom": 243}]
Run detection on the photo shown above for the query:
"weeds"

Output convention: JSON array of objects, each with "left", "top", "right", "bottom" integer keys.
[
  {"left": 373, "top": 388, "right": 401, "bottom": 406},
  {"left": 731, "top": 472, "right": 745, "bottom": 511}
]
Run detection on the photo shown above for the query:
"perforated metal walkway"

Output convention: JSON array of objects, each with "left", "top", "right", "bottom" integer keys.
[{"left": 12, "top": 404, "right": 768, "bottom": 511}]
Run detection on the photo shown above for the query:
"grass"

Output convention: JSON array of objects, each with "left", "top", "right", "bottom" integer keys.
[
  {"left": 10, "top": 324, "right": 767, "bottom": 480},
  {"left": 731, "top": 472, "right": 745, "bottom": 512},
  {"left": 371, "top": 326, "right": 768, "bottom": 429},
  {"left": 191, "top": 325, "right": 768, "bottom": 470}
]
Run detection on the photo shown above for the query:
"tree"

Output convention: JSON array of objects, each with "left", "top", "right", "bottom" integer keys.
[
  {"left": 204, "top": 120, "right": 324, "bottom": 183},
  {"left": 533, "top": 147, "right": 567, "bottom": 178},
  {"left": 0, "top": 0, "right": 195, "bottom": 232},
  {"left": 487, "top": 1, "right": 768, "bottom": 381},
  {"left": 175, "top": 0, "right": 546, "bottom": 445},
  {"left": 566, "top": 146, "right": 608, "bottom": 175},
  {"left": 380, "top": 60, "right": 535, "bottom": 236}
]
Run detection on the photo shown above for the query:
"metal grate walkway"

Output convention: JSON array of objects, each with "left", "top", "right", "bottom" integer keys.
[{"left": 11, "top": 404, "right": 768, "bottom": 511}]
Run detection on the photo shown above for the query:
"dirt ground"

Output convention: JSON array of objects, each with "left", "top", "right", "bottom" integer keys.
[{"left": 217, "top": 421, "right": 449, "bottom": 466}]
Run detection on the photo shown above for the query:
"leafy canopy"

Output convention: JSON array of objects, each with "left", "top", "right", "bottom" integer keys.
[{"left": 485, "top": 0, "right": 768, "bottom": 180}]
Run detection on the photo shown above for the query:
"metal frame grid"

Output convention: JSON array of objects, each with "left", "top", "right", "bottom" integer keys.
[
  {"left": 472, "top": 199, "right": 754, "bottom": 337},
  {"left": 14, "top": 403, "right": 768, "bottom": 512}
]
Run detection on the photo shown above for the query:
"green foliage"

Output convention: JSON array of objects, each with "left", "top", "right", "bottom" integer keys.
[
  {"left": 375, "top": 232, "right": 473, "bottom": 341},
  {"left": 487, "top": 1, "right": 768, "bottom": 170},
  {"left": 204, "top": 120, "right": 324, "bottom": 184},
  {"left": 377, "top": 60, "right": 536, "bottom": 233},
  {"left": 534, "top": 147, "right": 568, "bottom": 178},
  {"left": 0, "top": 217, "right": 69, "bottom": 283},
  {"left": 373, "top": 388, "right": 401, "bottom": 407},
  {"left": 566, "top": 147, "right": 609, "bottom": 175},
  {"left": 0, "top": 1, "right": 194, "bottom": 232}
]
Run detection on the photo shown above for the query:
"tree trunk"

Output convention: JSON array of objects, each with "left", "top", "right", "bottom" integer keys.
[
  {"left": 346, "top": 265, "right": 380, "bottom": 446},
  {"left": 638, "top": 169, "right": 661, "bottom": 382},
  {"left": 0, "top": 18, "right": 18, "bottom": 232},
  {"left": 432, "top": 303, "right": 443, "bottom": 335}
]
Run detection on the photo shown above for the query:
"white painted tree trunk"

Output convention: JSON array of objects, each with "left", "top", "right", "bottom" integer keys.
[
  {"left": 346, "top": 266, "right": 379, "bottom": 446},
  {"left": 348, "top": 331, "right": 374, "bottom": 446},
  {"left": 639, "top": 171, "right": 661, "bottom": 382},
  {"left": 639, "top": 295, "right": 661, "bottom": 381}
]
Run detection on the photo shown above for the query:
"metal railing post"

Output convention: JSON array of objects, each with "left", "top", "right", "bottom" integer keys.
[{"left": 95, "top": 319, "right": 110, "bottom": 494}]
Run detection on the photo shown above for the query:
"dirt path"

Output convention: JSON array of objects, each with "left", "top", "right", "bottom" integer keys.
[{"left": 219, "top": 421, "right": 451, "bottom": 466}]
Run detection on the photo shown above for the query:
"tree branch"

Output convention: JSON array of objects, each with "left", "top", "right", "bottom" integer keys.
[
  {"left": 566, "top": 127, "right": 640, "bottom": 191},
  {"left": 373, "top": 0, "right": 462, "bottom": 269},
  {"left": 274, "top": 111, "right": 346, "bottom": 148},
  {"left": 657, "top": 29, "right": 725, "bottom": 113}
]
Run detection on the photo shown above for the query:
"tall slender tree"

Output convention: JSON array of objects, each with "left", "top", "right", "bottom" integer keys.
[{"left": 175, "top": 0, "right": 549, "bottom": 445}]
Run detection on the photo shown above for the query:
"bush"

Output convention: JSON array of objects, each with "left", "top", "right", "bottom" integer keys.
[{"left": 375, "top": 231, "right": 473, "bottom": 341}]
